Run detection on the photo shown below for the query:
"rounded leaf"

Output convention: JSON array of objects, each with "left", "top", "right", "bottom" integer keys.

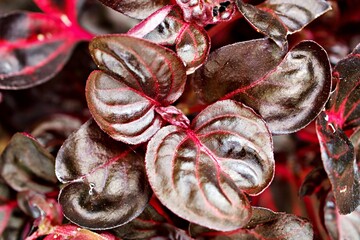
[
  {"left": 146, "top": 100, "right": 274, "bottom": 231},
  {"left": 87, "top": 35, "right": 187, "bottom": 144},
  {"left": 55, "top": 119, "right": 152, "bottom": 229}
]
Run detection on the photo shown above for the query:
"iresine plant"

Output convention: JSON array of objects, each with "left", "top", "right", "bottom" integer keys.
[{"left": 0, "top": 0, "right": 360, "bottom": 239}]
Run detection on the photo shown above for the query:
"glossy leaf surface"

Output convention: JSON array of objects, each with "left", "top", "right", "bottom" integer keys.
[
  {"left": 176, "top": 0, "right": 236, "bottom": 26},
  {"left": 55, "top": 119, "right": 151, "bottom": 229},
  {"left": 326, "top": 43, "right": 360, "bottom": 130},
  {"left": 236, "top": 0, "right": 331, "bottom": 47},
  {"left": 97, "top": 0, "right": 170, "bottom": 19},
  {"left": 146, "top": 100, "right": 274, "bottom": 231},
  {"left": 0, "top": 133, "right": 57, "bottom": 193},
  {"left": 190, "top": 207, "right": 313, "bottom": 239},
  {"left": 87, "top": 35, "right": 187, "bottom": 144},
  {"left": 196, "top": 40, "right": 331, "bottom": 134},
  {"left": 0, "top": 2, "right": 92, "bottom": 90},
  {"left": 316, "top": 112, "right": 360, "bottom": 214},
  {"left": 128, "top": 6, "right": 210, "bottom": 74},
  {"left": 324, "top": 194, "right": 360, "bottom": 240}
]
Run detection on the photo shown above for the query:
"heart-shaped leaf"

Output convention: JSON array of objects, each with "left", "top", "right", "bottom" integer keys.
[
  {"left": 190, "top": 207, "right": 313, "bottom": 239},
  {"left": 196, "top": 40, "right": 331, "bottom": 134},
  {"left": 326, "top": 43, "right": 360, "bottom": 130},
  {"left": 146, "top": 100, "right": 274, "bottom": 231},
  {"left": 176, "top": 0, "right": 236, "bottom": 26},
  {"left": 128, "top": 6, "right": 210, "bottom": 74},
  {"left": 324, "top": 193, "right": 360, "bottom": 240},
  {"left": 87, "top": 34, "right": 187, "bottom": 144},
  {"left": 236, "top": 0, "right": 331, "bottom": 47},
  {"left": 316, "top": 112, "right": 360, "bottom": 214},
  {"left": 97, "top": 0, "right": 170, "bottom": 19},
  {"left": 0, "top": 133, "right": 57, "bottom": 193},
  {"left": 0, "top": 10, "right": 92, "bottom": 89},
  {"left": 55, "top": 119, "right": 152, "bottom": 230}
]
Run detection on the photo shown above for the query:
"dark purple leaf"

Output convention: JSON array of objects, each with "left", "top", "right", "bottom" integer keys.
[
  {"left": 299, "top": 167, "right": 328, "bottom": 197},
  {"left": 190, "top": 207, "right": 313, "bottom": 239},
  {"left": 87, "top": 34, "right": 187, "bottom": 144},
  {"left": 316, "top": 112, "right": 360, "bottom": 214},
  {"left": 196, "top": 40, "right": 331, "bottom": 134},
  {"left": 176, "top": 0, "right": 236, "bottom": 26},
  {"left": 97, "top": 0, "right": 170, "bottom": 19},
  {"left": 55, "top": 119, "right": 152, "bottom": 230},
  {"left": 146, "top": 100, "right": 274, "bottom": 231},
  {"left": 128, "top": 6, "right": 210, "bottom": 74},
  {"left": 0, "top": 11, "right": 92, "bottom": 89},
  {"left": 326, "top": 43, "right": 360, "bottom": 130},
  {"left": 324, "top": 193, "right": 360, "bottom": 240},
  {"left": 30, "top": 114, "right": 82, "bottom": 154},
  {"left": 112, "top": 197, "right": 192, "bottom": 239},
  {"left": 0, "top": 133, "right": 57, "bottom": 193},
  {"left": 236, "top": 0, "right": 331, "bottom": 47}
]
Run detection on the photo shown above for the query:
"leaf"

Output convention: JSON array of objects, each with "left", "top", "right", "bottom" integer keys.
[
  {"left": 87, "top": 34, "right": 187, "bottom": 144},
  {"left": 316, "top": 112, "right": 360, "bottom": 214},
  {"left": 112, "top": 197, "right": 192, "bottom": 239},
  {"left": 326, "top": 43, "right": 360, "bottom": 130},
  {"left": 324, "top": 193, "right": 360, "bottom": 240},
  {"left": 96, "top": 0, "right": 170, "bottom": 19},
  {"left": 175, "top": 0, "right": 236, "bottom": 26},
  {"left": 0, "top": 10, "right": 92, "bottom": 89},
  {"left": 128, "top": 6, "right": 210, "bottom": 74},
  {"left": 196, "top": 40, "right": 331, "bottom": 134},
  {"left": 0, "top": 133, "right": 57, "bottom": 193},
  {"left": 0, "top": 201, "right": 17, "bottom": 236},
  {"left": 190, "top": 207, "right": 314, "bottom": 239},
  {"left": 146, "top": 100, "right": 274, "bottom": 231},
  {"left": 33, "top": 0, "right": 84, "bottom": 23},
  {"left": 299, "top": 167, "right": 328, "bottom": 197},
  {"left": 236, "top": 0, "right": 331, "bottom": 47},
  {"left": 55, "top": 119, "right": 152, "bottom": 230}
]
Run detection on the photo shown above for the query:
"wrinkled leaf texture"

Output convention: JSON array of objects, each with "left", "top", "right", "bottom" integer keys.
[
  {"left": 86, "top": 34, "right": 187, "bottom": 144},
  {"left": 55, "top": 119, "right": 151, "bottom": 230},
  {"left": 236, "top": 0, "right": 331, "bottom": 48},
  {"left": 195, "top": 39, "right": 331, "bottom": 134},
  {"left": 0, "top": 0, "right": 92, "bottom": 89},
  {"left": 0, "top": 133, "right": 57, "bottom": 193},
  {"left": 316, "top": 112, "right": 360, "bottom": 214},
  {"left": 176, "top": 0, "right": 236, "bottom": 26},
  {"left": 97, "top": 0, "right": 170, "bottom": 19},
  {"left": 190, "top": 207, "right": 313, "bottom": 239},
  {"left": 146, "top": 100, "right": 274, "bottom": 231},
  {"left": 324, "top": 193, "right": 360, "bottom": 240},
  {"left": 128, "top": 5, "right": 210, "bottom": 74}
]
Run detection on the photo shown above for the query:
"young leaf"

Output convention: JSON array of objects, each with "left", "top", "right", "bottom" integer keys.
[
  {"left": 0, "top": 10, "right": 92, "bottom": 89},
  {"left": 176, "top": 0, "right": 236, "bottom": 26},
  {"left": 316, "top": 112, "right": 360, "bottom": 214},
  {"left": 190, "top": 207, "right": 314, "bottom": 239},
  {"left": 196, "top": 40, "right": 331, "bottom": 134},
  {"left": 324, "top": 193, "right": 360, "bottom": 240},
  {"left": 0, "top": 133, "right": 57, "bottom": 193},
  {"left": 87, "top": 34, "right": 187, "bottom": 144},
  {"left": 55, "top": 119, "right": 152, "bottom": 230},
  {"left": 129, "top": 6, "right": 211, "bottom": 74},
  {"left": 146, "top": 100, "right": 274, "bottom": 231},
  {"left": 326, "top": 43, "right": 360, "bottom": 130},
  {"left": 236, "top": 0, "right": 331, "bottom": 47},
  {"left": 96, "top": 0, "right": 170, "bottom": 19}
]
